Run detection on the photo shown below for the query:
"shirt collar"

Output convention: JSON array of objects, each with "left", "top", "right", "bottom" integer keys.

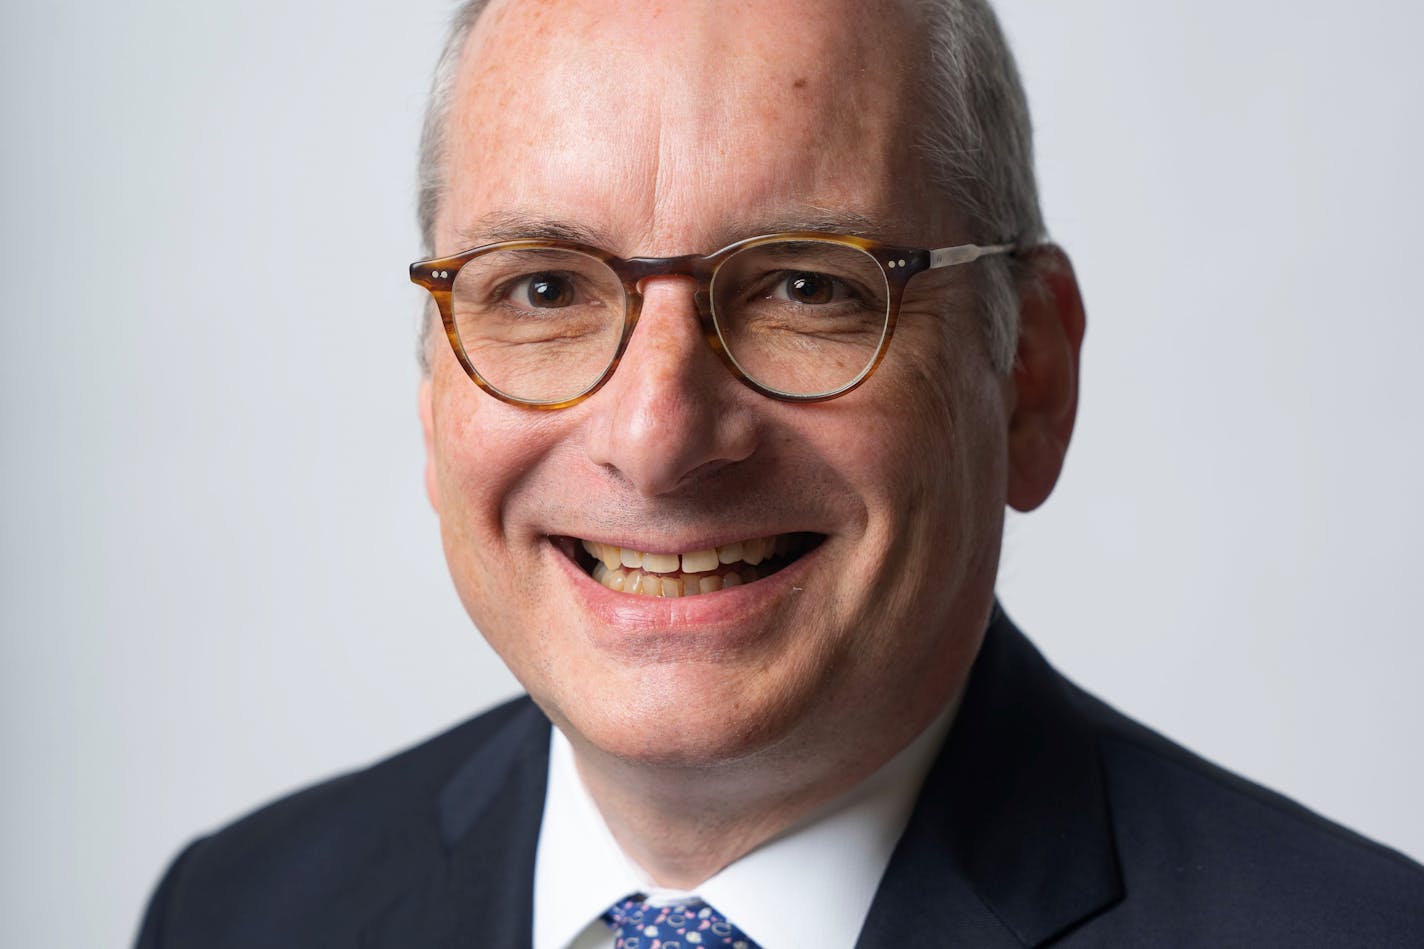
[{"left": 533, "top": 698, "right": 957, "bottom": 949}]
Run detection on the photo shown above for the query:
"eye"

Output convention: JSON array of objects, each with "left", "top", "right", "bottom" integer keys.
[
  {"left": 772, "top": 271, "right": 845, "bottom": 305},
  {"left": 515, "top": 272, "right": 575, "bottom": 308}
]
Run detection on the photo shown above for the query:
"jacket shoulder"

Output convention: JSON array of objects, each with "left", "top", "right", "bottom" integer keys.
[
  {"left": 1068, "top": 683, "right": 1424, "bottom": 944},
  {"left": 135, "top": 696, "right": 547, "bottom": 948}
]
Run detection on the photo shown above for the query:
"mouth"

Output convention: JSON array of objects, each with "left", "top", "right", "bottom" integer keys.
[{"left": 559, "top": 532, "right": 823, "bottom": 597}]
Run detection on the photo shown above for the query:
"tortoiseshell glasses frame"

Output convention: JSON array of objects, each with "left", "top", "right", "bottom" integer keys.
[{"left": 409, "top": 231, "right": 1015, "bottom": 409}]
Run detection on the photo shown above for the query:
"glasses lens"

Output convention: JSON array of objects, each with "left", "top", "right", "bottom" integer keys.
[
  {"left": 710, "top": 240, "right": 891, "bottom": 397},
  {"left": 450, "top": 247, "right": 626, "bottom": 404}
]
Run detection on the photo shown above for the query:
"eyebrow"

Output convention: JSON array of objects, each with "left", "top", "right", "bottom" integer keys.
[
  {"left": 453, "top": 214, "right": 612, "bottom": 250},
  {"left": 450, "top": 208, "right": 894, "bottom": 254},
  {"left": 741, "top": 208, "right": 886, "bottom": 239}
]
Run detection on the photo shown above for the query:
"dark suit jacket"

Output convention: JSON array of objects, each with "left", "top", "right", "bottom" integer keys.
[{"left": 136, "top": 609, "right": 1424, "bottom": 946}]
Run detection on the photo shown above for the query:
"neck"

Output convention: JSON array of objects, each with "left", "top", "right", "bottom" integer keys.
[{"left": 565, "top": 689, "right": 961, "bottom": 889}]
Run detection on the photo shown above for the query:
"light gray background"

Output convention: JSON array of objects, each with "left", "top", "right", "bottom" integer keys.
[{"left": 3, "top": 1, "right": 1421, "bottom": 945}]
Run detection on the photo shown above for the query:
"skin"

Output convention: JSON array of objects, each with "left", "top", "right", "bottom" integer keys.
[{"left": 419, "top": 0, "right": 1085, "bottom": 886}]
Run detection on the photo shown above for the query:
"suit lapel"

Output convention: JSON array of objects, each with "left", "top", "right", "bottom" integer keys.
[
  {"left": 859, "top": 608, "right": 1124, "bottom": 947},
  {"left": 358, "top": 700, "right": 551, "bottom": 949}
]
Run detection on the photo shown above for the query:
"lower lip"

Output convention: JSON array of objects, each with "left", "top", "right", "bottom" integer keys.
[{"left": 548, "top": 538, "right": 821, "bottom": 650}]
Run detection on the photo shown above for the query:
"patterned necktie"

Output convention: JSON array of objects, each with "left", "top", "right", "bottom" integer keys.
[{"left": 603, "top": 894, "right": 762, "bottom": 949}]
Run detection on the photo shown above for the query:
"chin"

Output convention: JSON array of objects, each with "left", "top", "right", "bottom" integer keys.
[{"left": 541, "top": 659, "right": 817, "bottom": 770}]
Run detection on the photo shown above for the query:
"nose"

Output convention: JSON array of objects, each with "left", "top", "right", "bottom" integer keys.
[{"left": 583, "top": 276, "right": 757, "bottom": 497}]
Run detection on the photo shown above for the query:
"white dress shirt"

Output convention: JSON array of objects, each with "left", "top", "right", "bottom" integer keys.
[{"left": 532, "top": 700, "right": 957, "bottom": 949}]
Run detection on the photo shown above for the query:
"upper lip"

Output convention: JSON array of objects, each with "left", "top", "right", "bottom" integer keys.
[
  {"left": 578, "top": 534, "right": 780, "bottom": 552},
  {"left": 561, "top": 530, "right": 812, "bottom": 556},
  {"left": 555, "top": 531, "right": 825, "bottom": 575}
]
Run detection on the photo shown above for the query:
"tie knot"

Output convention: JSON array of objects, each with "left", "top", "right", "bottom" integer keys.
[{"left": 602, "top": 894, "right": 759, "bottom": 948}]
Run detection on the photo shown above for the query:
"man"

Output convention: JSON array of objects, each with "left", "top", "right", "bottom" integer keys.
[{"left": 136, "top": 0, "right": 1424, "bottom": 945}]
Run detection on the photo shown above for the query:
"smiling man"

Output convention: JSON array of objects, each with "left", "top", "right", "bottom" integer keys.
[{"left": 136, "top": 1, "right": 1423, "bottom": 946}]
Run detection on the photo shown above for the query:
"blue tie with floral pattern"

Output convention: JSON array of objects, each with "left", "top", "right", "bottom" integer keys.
[{"left": 603, "top": 894, "right": 762, "bottom": 949}]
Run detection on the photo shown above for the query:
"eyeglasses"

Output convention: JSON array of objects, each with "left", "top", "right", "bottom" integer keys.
[{"left": 409, "top": 232, "right": 1014, "bottom": 409}]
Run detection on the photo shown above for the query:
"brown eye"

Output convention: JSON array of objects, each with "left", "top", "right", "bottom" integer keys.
[
  {"left": 524, "top": 273, "right": 574, "bottom": 307},
  {"left": 781, "top": 271, "right": 836, "bottom": 304}
]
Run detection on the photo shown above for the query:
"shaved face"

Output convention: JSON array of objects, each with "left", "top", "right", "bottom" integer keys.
[{"left": 420, "top": 0, "right": 1011, "bottom": 791}]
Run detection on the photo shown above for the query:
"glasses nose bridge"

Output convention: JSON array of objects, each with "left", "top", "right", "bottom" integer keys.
[
  {"left": 620, "top": 252, "right": 714, "bottom": 288},
  {"left": 618, "top": 253, "right": 718, "bottom": 326}
]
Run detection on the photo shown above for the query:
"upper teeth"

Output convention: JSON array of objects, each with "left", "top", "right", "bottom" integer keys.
[{"left": 582, "top": 535, "right": 787, "bottom": 575}]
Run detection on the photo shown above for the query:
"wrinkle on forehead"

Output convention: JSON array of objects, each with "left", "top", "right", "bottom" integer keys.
[{"left": 442, "top": 0, "right": 931, "bottom": 256}]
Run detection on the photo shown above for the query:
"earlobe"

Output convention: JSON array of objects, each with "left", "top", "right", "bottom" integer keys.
[
  {"left": 1005, "top": 245, "right": 1086, "bottom": 512},
  {"left": 418, "top": 377, "right": 441, "bottom": 514}
]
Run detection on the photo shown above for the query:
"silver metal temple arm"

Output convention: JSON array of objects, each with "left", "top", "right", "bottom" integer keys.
[{"left": 927, "top": 242, "right": 1016, "bottom": 269}]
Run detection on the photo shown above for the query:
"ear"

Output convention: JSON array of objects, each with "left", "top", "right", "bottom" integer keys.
[
  {"left": 1005, "top": 245, "right": 1086, "bottom": 512},
  {"left": 418, "top": 376, "right": 441, "bottom": 514}
]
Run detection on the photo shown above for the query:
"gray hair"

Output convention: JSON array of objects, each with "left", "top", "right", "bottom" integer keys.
[{"left": 415, "top": 0, "right": 1043, "bottom": 374}]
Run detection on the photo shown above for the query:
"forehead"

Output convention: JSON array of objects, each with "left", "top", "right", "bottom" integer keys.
[{"left": 438, "top": 0, "right": 936, "bottom": 254}]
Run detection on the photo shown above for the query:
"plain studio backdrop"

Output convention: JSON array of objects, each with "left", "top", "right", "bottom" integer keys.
[{"left": 3, "top": 1, "right": 1421, "bottom": 945}]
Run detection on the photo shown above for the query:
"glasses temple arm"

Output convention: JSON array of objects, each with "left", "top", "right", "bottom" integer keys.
[{"left": 927, "top": 242, "right": 1017, "bottom": 270}]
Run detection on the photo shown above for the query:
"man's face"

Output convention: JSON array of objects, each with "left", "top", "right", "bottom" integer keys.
[{"left": 422, "top": 0, "right": 1014, "bottom": 779}]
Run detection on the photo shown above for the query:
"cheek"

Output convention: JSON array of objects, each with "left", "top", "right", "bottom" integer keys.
[
  {"left": 855, "top": 312, "right": 1009, "bottom": 571},
  {"left": 428, "top": 389, "right": 510, "bottom": 627},
  {"left": 427, "top": 373, "right": 572, "bottom": 674},
  {"left": 430, "top": 381, "right": 499, "bottom": 534},
  {"left": 428, "top": 365, "right": 567, "bottom": 549},
  {"left": 912, "top": 355, "right": 1005, "bottom": 510}
]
